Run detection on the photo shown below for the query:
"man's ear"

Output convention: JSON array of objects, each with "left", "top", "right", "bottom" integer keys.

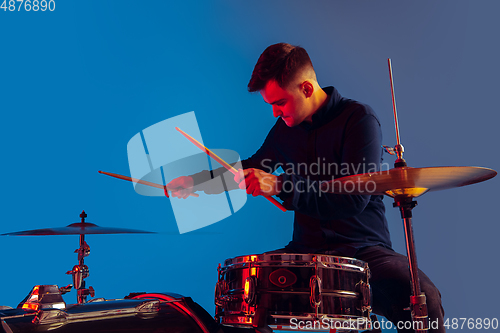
[{"left": 301, "top": 81, "right": 314, "bottom": 98}]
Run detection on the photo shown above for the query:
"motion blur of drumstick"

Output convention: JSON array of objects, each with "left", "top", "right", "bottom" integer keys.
[
  {"left": 175, "top": 127, "right": 287, "bottom": 212},
  {"left": 98, "top": 171, "right": 199, "bottom": 198}
]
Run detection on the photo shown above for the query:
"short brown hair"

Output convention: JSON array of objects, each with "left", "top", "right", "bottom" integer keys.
[{"left": 248, "top": 43, "right": 314, "bottom": 92}]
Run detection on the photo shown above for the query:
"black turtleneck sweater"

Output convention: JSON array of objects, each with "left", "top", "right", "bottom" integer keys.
[{"left": 240, "top": 87, "right": 392, "bottom": 255}]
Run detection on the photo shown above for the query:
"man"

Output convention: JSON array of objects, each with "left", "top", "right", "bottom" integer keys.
[{"left": 168, "top": 43, "right": 445, "bottom": 332}]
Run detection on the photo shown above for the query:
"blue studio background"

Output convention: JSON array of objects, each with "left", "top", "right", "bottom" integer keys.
[{"left": 1, "top": 1, "right": 499, "bottom": 332}]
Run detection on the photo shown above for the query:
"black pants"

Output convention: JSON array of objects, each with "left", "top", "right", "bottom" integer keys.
[{"left": 350, "top": 246, "right": 445, "bottom": 333}]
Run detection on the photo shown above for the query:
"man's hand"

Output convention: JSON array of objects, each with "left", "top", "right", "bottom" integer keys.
[
  {"left": 166, "top": 176, "right": 194, "bottom": 199},
  {"left": 234, "top": 168, "right": 281, "bottom": 197}
]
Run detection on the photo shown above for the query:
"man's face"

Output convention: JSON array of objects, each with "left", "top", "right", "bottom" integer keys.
[{"left": 260, "top": 79, "right": 311, "bottom": 127}]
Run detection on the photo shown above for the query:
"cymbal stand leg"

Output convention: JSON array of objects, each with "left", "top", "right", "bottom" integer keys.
[{"left": 393, "top": 197, "right": 429, "bottom": 332}]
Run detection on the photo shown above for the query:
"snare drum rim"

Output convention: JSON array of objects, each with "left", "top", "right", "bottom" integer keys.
[{"left": 222, "top": 253, "right": 367, "bottom": 272}]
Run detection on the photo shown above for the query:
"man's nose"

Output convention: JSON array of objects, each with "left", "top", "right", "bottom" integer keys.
[{"left": 272, "top": 106, "right": 282, "bottom": 118}]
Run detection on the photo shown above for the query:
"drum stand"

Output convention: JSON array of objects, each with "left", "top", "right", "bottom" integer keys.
[
  {"left": 372, "top": 149, "right": 430, "bottom": 332},
  {"left": 3, "top": 210, "right": 153, "bottom": 305},
  {"left": 393, "top": 193, "right": 428, "bottom": 332},
  {"left": 66, "top": 211, "right": 95, "bottom": 304},
  {"left": 387, "top": 59, "right": 428, "bottom": 332}
]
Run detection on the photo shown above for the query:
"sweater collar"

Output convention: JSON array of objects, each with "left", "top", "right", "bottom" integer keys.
[{"left": 300, "top": 86, "right": 343, "bottom": 130}]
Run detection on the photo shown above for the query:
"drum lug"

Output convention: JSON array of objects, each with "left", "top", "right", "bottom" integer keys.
[
  {"left": 356, "top": 280, "right": 372, "bottom": 315},
  {"left": 364, "top": 262, "right": 371, "bottom": 279},
  {"left": 357, "top": 263, "right": 372, "bottom": 315},
  {"left": 309, "top": 275, "right": 322, "bottom": 311},
  {"left": 244, "top": 276, "right": 257, "bottom": 306}
]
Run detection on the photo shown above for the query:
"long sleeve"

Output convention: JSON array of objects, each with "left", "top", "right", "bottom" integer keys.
[{"left": 279, "top": 105, "right": 383, "bottom": 220}]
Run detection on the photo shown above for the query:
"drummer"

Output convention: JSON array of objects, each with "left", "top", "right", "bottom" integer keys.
[{"left": 168, "top": 43, "right": 445, "bottom": 333}]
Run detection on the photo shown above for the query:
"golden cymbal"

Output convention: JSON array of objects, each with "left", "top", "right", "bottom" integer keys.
[{"left": 320, "top": 166, "right": 497, "bottom": 198}]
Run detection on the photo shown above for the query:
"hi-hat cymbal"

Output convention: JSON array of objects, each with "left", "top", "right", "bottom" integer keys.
[
  {"left": 1, "top": 222, "right": 154, "bottom": 236},
  {"left": 320, "top": 166, "right": 496, "bottom": 198}
]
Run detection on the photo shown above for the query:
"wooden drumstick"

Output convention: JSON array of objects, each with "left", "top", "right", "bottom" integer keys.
[
  {"left": 98, "top": 171, "right": 199, "bottom": 198},
  {"left": 175, "top": 127, "right": 287, "bottom": 212}
]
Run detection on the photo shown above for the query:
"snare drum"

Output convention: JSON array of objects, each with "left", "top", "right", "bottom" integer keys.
[{"left": 215, "top": 253, "right": 371, "bottom": 332}]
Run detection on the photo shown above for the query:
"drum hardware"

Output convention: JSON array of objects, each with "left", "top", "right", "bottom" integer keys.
[
  {"left": 355, "top": 281, "right": 371, "bottom": 314},
  {"left": 309, "top": 275, "right": 322, "bottom": 312},
  {"left": 244, "top": 277, "right": 257, "bottom": 306},
  {"left": 215, "top": 263, "right": 223, "bottom": 309},
  {"left": 216, "top": 295, "right": 238, "bottom": 304},
  {"left": 320, "top": 59, "right": 497, "bottom": 332},
  {"left": 243, "top": 260, "right": 258, "bottom": 306},
  {"left": 215, "top": 264, "right": 233, "bottom": 310},
  {"left": 2, "top": 290, "right": 217, "bottom": 333},
  {"left": 215, "top": 283, "right": 233, "bottom": 304},
  {"left": 17, "top": 285, "right": 67, "bottom": 312},
  {"left": 58, "top": 285, "right": 73, "bottom": 295},
  {"left": 86, "top": 298, "right": 106, "bottom": 303},
  {"left": 309, "top": 255, "right": 321, "bottom": 319},
  {"left": 32, "top": 309, "right": 67, "bottom": 327},
  {"left": 69, "top": 211, "right": 94, "bottom": 304},
  {"left": 0, "top": 215, "right": 222, "bottom": 332},
  {"left": 2, "top": 210, "right": 154, "bottom": 306},
  {"left": 268, "top": 269, "right": 297, "bottom": 288}
]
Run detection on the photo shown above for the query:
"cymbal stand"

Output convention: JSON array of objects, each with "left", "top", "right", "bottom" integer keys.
[
  {"left": 388, "top": 59, "right": 428, "bottom": 332},
  {"left": 393, "top": 196, "right": 428, "bottom": 332},
  {"left": 66, "top": 211, "right": 95, "bottom": 304}
]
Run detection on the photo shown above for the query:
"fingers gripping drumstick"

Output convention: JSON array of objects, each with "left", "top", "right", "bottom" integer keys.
[
  {"left": 175, "top": 127, "right": 287, "bottom": 212},
  {"left": 98, "top": 171, "right": 199, "bottom": 198}
]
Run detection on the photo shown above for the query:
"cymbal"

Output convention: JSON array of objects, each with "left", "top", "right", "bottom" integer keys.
[
  {"left": 320, "top": 166, "right": 497, "bottom": 198},
  {"left": 1, "top": 222, "right": 155, "bottom": 236}
]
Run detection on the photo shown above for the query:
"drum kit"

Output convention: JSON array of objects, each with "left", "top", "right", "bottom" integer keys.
[{"left": 0, "top": 60, "right": 497, "bottom": 332}]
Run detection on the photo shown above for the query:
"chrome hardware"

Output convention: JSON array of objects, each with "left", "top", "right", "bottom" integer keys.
[
  {"left": 66, "top": 265, "right": 89, "bottom": 290},
  {"left": 383, "top": 144, "right": 404, "bottom": 156},
  {"left": 309, "top": 275, "right": 322, "bottom": 308},
  {"left": 18, "top": 285, "right": 66, "bottom": 312},
  {"left": 58, "top": 285, "right": 72, "bottom": 295},
  {"left": 410, "top": 293, "right": 429, "bottom": 331},
  {"left": 243, "top": 277, "right": 257, "bottom": 306}
]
